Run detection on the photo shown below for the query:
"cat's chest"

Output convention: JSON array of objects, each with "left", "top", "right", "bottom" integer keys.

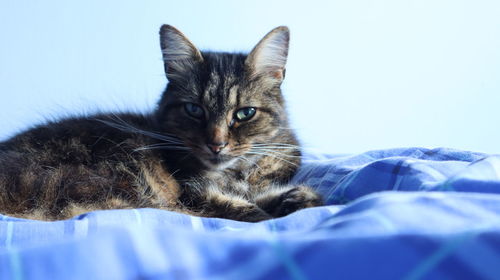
[{"left": 199, "top": 168, "right": 256, "bottom": 194}]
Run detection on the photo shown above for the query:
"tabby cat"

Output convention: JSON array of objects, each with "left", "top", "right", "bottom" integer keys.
[{"left": 0, "top": 25, "right": 322, "bottom": 222}]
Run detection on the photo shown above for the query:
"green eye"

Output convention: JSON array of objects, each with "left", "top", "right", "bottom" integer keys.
[
  {"left": 235, "top": 107, "right": 256, "bottom": 121},
  {"left": 184, "top": 103, "right": 204, "bottom": 118}
]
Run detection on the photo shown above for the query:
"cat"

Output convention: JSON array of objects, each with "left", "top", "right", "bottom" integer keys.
[{"left": 0, "top": 25, "right": 323, "bottom": 222}]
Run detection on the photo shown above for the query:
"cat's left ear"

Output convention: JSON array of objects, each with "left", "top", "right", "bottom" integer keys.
[
  {"left": 159, "top": 25, "right": 203, "bottom": 81},
  {"left": 245, "top": 26, "right": 290, "bottom": 84}
]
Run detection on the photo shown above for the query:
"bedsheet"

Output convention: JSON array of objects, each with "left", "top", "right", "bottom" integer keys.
[{"left": 1, "top": 147, "right": 500, "bottom": 279}]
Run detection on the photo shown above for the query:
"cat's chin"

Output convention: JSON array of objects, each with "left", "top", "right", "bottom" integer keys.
[{"left": 199, "top": 156, "right": 239, "bottom": 170}]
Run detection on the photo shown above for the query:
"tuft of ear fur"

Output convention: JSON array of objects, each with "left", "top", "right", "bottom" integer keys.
[
  {"left": 159, "top": 25, "right": 203, "bottom": 81},
  {"left": 245, "top": 26, "right": 290, "bottom": 84}
]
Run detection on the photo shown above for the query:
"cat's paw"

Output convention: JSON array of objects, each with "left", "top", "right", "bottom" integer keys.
[
  {"left": 234, "top": 205, "right": 274, "bottom": 222},
  {"left": 209, "top": 203, "right": 272, "bottom": 222},
  {"left": 201, "top": 198, "right": 273, "bottom": 222},
  {"left": 271, "top": 186, "right": 323, "bottom": 217}
]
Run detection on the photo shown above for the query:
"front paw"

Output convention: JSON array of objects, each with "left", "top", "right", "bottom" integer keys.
[
  {"left": 233, "top": 205, "right": 273, "bottom": 222},
  {"left": 201, "top": 199, "right": 273, "bottom": 222},
  {"left": 272, "top": 186, "right": 323, "bottom": 217}
]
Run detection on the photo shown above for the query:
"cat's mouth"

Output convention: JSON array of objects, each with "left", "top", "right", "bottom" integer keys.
[
  {"left": 208, "top": 156, "right": 225, "bottom": 164},
  {"left": 199, "top": 154, "right": 238, "bottom": 170}
]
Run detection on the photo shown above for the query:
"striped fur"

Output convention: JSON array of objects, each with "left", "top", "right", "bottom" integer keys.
[{"left": 0, "top": 25, "right": 322, "bottom": 222}]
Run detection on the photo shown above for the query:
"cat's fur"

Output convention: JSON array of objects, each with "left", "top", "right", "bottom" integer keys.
[{"left": 0, "top": 25, "right": 322, "bottom": 222}]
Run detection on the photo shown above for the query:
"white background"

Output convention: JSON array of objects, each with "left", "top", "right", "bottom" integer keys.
[{"left": 1, "top": 0, "right": 499, "bottom": 154}]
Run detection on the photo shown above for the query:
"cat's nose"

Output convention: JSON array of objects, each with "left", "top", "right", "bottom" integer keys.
[{"left": 207, "top": 142, "right": 228, "bottom": 154}]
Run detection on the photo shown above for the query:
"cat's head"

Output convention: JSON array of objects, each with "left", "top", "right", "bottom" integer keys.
[{"left": 156, "top": 25, "right": 295, "bottom": 170}]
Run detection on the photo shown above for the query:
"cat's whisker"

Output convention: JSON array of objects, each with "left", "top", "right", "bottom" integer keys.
[
  {"left": 250, "top": 146, "right": 299, "bottom": 150},
  {"left": 250, "top": 147, "right": 301, "bottom": 157},
  {"left": 136, "top": 143, "right": 190, "bottom": 149},
  {"left": 134, "top": 145, "right": 191, "bottom": 152},
  {"left": 230, "top": 146, "right": 253, "bottom": 153},
  {"left": 236, "top": 155, "right": 262, "bottom": 171},
  {"left": 178, "top": 150, "right": 195, "bottom": 162},
  {"left": 107, "top": 114, "right": 184, "bottom": 141},
  {"left": 247, "top": 154, "right": 297, "bottom": 167},
  {"left": 252, "top": 143, "right": 300, "bottom": 148},
  {"left": 250, "top": 147, "right": 299, "bottom": 153},
  {"left": 134, "top": 147, "right": 189, "bottom": 152},
  {"left": 246, "top": 151, "right": 298, "bottom": 167},
  {"left": 253, "top": 142, "right": 298, "bottom": 145},
  {"left": 95, "top": 118, "right": 185, "bottom": 145}
]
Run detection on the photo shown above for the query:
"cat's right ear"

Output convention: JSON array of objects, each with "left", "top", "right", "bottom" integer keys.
[
  {"left": 245, "top": 26, "right": 290, "bottom": 86},
  {"left": 159, "top": 25, "right": 203, "bottom": 81}
]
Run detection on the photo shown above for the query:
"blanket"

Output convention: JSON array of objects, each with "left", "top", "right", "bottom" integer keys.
[{"left": 1, "top": 147, "right": 500, "bottom": 279}]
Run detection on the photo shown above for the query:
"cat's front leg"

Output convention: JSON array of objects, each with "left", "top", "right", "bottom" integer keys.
[
  {"left": 180, "top": 184, "right": 272, "bottom": 222},
  {"left": 254, "top": 185, "right": 323, "bottom": 218},
  {"left": 201, "top": 190, "right": 272, "bottom": 222}
]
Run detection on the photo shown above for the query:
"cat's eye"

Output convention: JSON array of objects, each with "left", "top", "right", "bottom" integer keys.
[
  {"left": 235, "top": 107, "right": 256, "bottom": 122},
  {"left": 184, "top": 103, "right": 204, "bottom": 118}
]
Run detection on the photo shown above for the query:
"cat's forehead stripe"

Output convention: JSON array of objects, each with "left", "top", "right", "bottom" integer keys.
[
  {"left": 228, "top": 85, "right": 239, "bottom": 108},
  {"left": 202, "top": 61, "right": 241, "bottom": 113},
  {"left": 202, "top": 71, "right": 220, "bottom": 107}
]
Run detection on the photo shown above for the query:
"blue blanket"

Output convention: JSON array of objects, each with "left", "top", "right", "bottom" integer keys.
[{"left": 1, "top": 147, "right": 500, "bottom": 279}]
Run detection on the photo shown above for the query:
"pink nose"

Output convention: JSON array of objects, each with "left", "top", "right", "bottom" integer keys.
[{"left": 207, "top": 142, "right": 227, "bottom": 154}]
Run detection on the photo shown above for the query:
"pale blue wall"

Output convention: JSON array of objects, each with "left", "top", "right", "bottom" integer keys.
[{"left": 1, "top": 0, "right": 499, "bottom": 154}]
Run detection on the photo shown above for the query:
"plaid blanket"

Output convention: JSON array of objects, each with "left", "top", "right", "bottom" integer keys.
[{"left": 1, "top": 147, "right": 500, "bottom": 279}]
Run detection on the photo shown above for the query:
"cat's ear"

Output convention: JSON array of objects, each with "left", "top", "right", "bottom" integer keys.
[
  {"left": 245, "top": 26, "right": 290, "bottom": 84},
  {"left": 159, "top": 25, "right": 203, "bottom": 81}
]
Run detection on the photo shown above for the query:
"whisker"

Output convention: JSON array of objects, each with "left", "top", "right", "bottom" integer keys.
[
  {"left": 179, "top": 151, "right": 195, "bottom": 162},
  {"left": 109, "top": 114, "right": 181, "bottom": 137},
  {"left": 251, "top": 148, "right": 301, "bottom": 158},
  {"left": 250, "top": 146, "right": 299, "bottom": 150},
  {"left": 252, "top": 143, "right": 300, "bottom": 148},
  {"left": 275, "top": 126, "right": 296, "bottom": 130},
  {"left": 236, "top": 155, "right": 262, "bottom": 171},
  {"left": 133, "top": 146, "right": 191, "bottom": 152},
  {"left": 95, "top": 116, "right": 185, "bottom": 145},
  {"left": 246, "top": 151, "right": 298, "bottom": 166},
  {"left": 136, "top": 143, "right": 190, "bottom": 149},
  {"left": 251, "top": 142, "right": 325, "bottom": 154}
]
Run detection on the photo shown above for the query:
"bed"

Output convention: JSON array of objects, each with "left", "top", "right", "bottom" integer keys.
[{"left": 1, "top": 147, "right": 500, "bottom": 279}]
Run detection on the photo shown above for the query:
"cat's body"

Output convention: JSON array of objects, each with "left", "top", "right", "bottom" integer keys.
[{"left": 0, "top": 25, "right": 322, "bottom": 222}]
